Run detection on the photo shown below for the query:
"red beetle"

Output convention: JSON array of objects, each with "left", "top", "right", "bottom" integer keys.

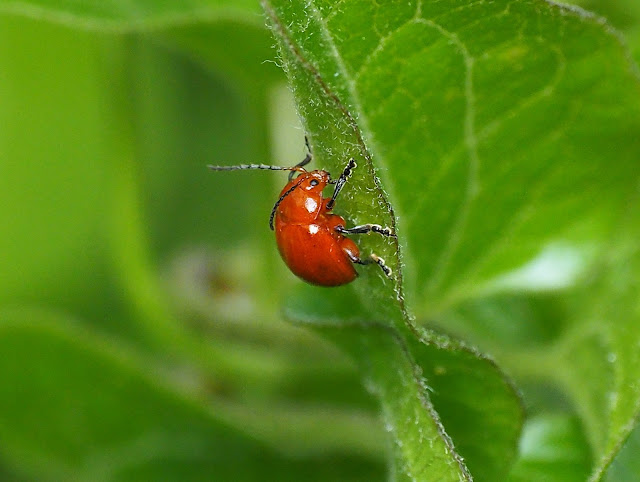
[{"left": 208, "top": 141, "right": 394, "bottom": 286}]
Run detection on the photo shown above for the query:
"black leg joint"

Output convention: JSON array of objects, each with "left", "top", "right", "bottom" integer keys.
[{"left": 335, "top": 224, "right": 396, "bottom": 238}]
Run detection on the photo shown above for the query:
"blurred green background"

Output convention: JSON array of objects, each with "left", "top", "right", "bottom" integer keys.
[
  {"left": 1, "top": 0, "right": 640, "bottom": 480},
  {"left": 0, "top": 5, "right": 391, "bottom": 480}
]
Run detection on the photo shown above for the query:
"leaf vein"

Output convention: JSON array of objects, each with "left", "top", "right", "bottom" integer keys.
[{"left": 409, "top": 18, "right": 479, "bottom": 297}]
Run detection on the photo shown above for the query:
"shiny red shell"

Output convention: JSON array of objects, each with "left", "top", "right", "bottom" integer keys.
[{"left": 274, "top": 170, "right": 360, "bottom": 287}]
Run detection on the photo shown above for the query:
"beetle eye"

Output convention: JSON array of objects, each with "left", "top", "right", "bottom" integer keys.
[{"left": 309, "top": 179, "right": 319, "bottom": 187}]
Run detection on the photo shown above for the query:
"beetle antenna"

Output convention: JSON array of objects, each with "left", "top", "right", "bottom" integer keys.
[
  {"left": 208, "top": 163, "right": 303, "bottom": 172},
  {"left": 288, "top": 137, "right": 313, "bottom": 180},
  {"left": 289, "top": 153, "right": 312, "bottom": 181},
  {"left": 269, "top": 178, "right": 304, "bottom": 230}
]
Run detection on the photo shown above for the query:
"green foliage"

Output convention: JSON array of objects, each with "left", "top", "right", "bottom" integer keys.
[{"left": 1, "top": 0, "right": 639, "bottom": 480}]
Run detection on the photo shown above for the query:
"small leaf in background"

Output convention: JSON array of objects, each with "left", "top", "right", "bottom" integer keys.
[
  {"left": 602, "top": 421, "right": 640, "bottom": 481},
  {"left": 508, "top": 414, "right": 592, "bottom": 482},
  {"left": 0, "top": 309, "right": 385, "bottom": 481},
  {"left": 558, "top": 206, "right": 640, "bottom": 481},
  {"left": 436, "top": 207, "right": 640, "bottom": 481}
]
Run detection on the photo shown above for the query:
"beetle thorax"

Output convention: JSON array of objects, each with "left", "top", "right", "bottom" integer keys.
[{"left": 276, "top": 170, "right": 330, "bottom": 224}]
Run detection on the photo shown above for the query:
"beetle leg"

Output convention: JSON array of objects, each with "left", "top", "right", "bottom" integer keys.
[
  {"left": 369, "top": 254, "right": 393, "bottom": 278},
  {"left": 352, "top": 253, "right": 393, "bottom": 278},
  {"left": 336, "top": 223, "right": 396, "bottom": 238},
  {"left": 326, "top": 158, "right": 357, "bottom": 210}
]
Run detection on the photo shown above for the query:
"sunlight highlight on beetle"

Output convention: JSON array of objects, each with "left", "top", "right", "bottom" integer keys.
[{"left": 305, "top": 197, "right": 318, "bottom": 213}]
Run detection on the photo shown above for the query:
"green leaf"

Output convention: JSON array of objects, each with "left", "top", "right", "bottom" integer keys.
[
  {"left": 0, "top": 308, "right": 385, "bottom": 481},
  {"left": 438, "top": 291, "right": 571, "bottom": 351},
  {"left": 327, "top": 324, "right": 474, "bottom": 481},
  {"left": 287, "top": 286, "right": 522, "bottom": 481},
  {"left": 404, "top": 330, "right": 523, "bottom": 481},
  {"left": 435, "top": 209, "right": 640, "bottom": 480},
  {"left": 602, "top": 420, "right": 640, "bottom": 482},
  {"left": 262, "top": 0, "right": 639, "bottom": 479},
  {"left": 436, "top": 248, "right": 640, "bottom": 481},
  {"left": 262, "top": 0, "right": 640, "bottom": 314},
  {"left": 560, "top": 208, "right": 640, "bottom": 480},
  {"left": 508, "top": 415, "right": 592, "bottom": 482}
]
